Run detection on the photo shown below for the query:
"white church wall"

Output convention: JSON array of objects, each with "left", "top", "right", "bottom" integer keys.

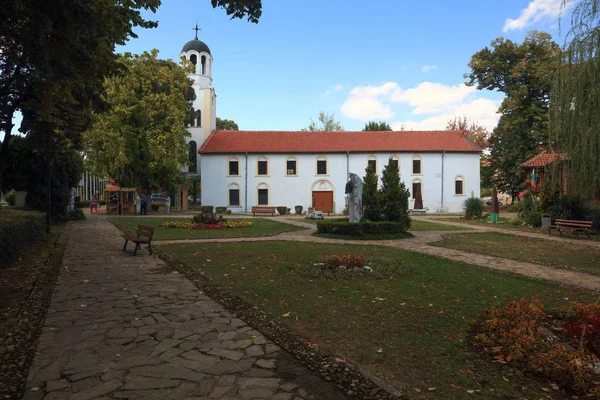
[{"left": 200, "top": 152, "right": 481, "bottom": 214}]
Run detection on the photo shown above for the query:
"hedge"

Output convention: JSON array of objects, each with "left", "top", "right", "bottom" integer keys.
[
  {"left": 200, "top": 205, "right": 214, "bottom": 213},
  {"left": 0, "top": 212, "right": 45, "bottom": 266},
  {"left": 215, "top": 206, "right": 228, "bottom": 214},
  {"left": 317, "top": 220, "right": 409, "bottom": 236}
]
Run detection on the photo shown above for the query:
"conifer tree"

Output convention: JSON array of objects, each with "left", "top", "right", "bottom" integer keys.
[
  {"left": 362, "top": 163, "right": 381, "bottom": 221},
  {"left": 380, "top": 158, "right": 411, "bottom": 230}
]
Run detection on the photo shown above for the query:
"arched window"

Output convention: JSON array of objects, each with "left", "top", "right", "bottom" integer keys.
[
  {"left": 195, "top": 110, "right": 201, "bottom": 127},
  {"left": 286, "top": 156, "right": 297, "bottom": 176},
  {"left": 316, "top": 156, "right": 327, "bottom": 175},
  {"left": 257, "top": 157, "right": 268, "bottom": 176},
  {"left": 390, "top": 155, "right": 399, "bottom": 172},
  {"left": 229, "top": 183, "right": 240, "bottom": 206},
  {"left": 412, "top": 179, "right": 423, "bottom": 200},
  {"left": 201, "top": 56, "right": 206, "bottom": 75},
  {"left": 367, "top": 155, "right": 377, "bottom": 172},
  {"left": 257, "top": 183, "right": 269, "bottom": 205},
  {"left": 412, "top": 155, "right": 422, "bottom": 175},
  {"left": 190, "top": 54, "right": 197, "bottom": 66},
  {"left": 188, "top": 141, "right": 197, "bottom": 173},
  {"left": 454, "top": 175, "right": 465, "bottom": 195},
  {"left": 228, "top": 157, "right": 240, "bottom": 176}
]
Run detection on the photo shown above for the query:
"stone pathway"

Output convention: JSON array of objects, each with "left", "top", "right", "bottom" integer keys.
[
  {"left": 23, "top": 218, "right": 348, "bottom": 400},
  {"left": 155, "top": 217, "right": 600, "bottom": 292}
]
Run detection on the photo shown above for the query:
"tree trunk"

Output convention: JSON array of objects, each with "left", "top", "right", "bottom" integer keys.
[{"left": 0, "top": 106, "right": 17, "bottom": 193}]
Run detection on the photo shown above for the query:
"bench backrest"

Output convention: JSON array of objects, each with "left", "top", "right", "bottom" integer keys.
[
  {"left": 137, "top": 225, "right": 155, "bottom": 239},
  {"left": 555, "top": 219, "right": 593, "bottom": 228},
  {"left": 252, "top": 206, "right": 275, "bottom": 211}
]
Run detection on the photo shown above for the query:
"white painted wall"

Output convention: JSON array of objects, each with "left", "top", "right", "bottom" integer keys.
[{"left": 200, "top": 152, "right": 480, "bottom": 213}]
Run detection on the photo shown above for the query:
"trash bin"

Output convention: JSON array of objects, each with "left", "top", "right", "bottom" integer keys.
[{"left": 541, "top": 214, "right": 551, "bottom": 230}]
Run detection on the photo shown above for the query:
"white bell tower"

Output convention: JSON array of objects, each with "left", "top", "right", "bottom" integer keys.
[{"left": 180, "top": 25, "right": 217, "bottom": 177}]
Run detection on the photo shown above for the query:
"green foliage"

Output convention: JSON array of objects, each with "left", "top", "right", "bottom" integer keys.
[
  {"left": 192, "top": 213, "right": 226, "bottom": 225},
  {"left": 276, "top": 206, "right": 289, "bottom": 215},
  {"left": 3, "top": 193, "right": 15, "bottom": 206},
  {"left": 64, "top": 209, "right": 86, "bottom": 221},
  {"left": 200, "top": 205, "right": 214, "bottom": 213},
  {"left": 302, "top": 111, "right": 344, "bottom": 132},
  {"left": 317, "top": 220, "right": 409, "bottom": 236},
  {"left": 552, "top": 196, "right": 591, "bottom": 221},
  {"left": 363, "top": 121, "right": 392, "bottom": 131},
  {"left": 0, "top": 213, "right": 45, "bottom": 266},
  {"left": 362, "top": 164, "right": 381, "bottom": 221},
  {"left": 211, "top": 0, "right": 262, "bottom": 23},
  {"left": 466, "top": 32, "right": 560, "bottom": 200},
  {"left": 463, "top": 196, "right": 484, "bottom": 218},
  {"left": 83, "top": 50, "right": 192, "bottom": 191},
  {"left": 519, "top": 196, "right": 537, "bottom": 219},
  {"left": 480, "top": 187, "right": 493, "bottom": 198},
  {"left": 446, "top": 116, "right": 490, "bottom": 148},
  {"left": 216, "top": 117, "right": 239, "bottom": 130},
  {"left": 379, "top": 158, "right": 411, "bottom": 230},
  {"left": 215, "top": 206, "right": 228, "bottom": 214},
  {"left": 524, "top": 211, "right": 543, "bottom": 227},
  {"left": 539, "top": 176, "right": 561, "bottom": 212}
]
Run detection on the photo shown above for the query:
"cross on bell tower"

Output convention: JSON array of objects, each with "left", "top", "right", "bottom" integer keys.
[{"left": 193, "top": 24, "right": 200, "bottom": 40}]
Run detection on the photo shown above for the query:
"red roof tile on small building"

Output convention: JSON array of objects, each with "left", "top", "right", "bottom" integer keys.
[
  {"left": 520, "top": 150, "right": 565, "bottom": 168},
  {"left": 198, "top": 130, "right": 481, "bottom": 154}
]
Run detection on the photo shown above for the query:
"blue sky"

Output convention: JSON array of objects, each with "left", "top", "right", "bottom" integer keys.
[{"left": 7, "top": 0, "right": 571, "bottom": 137}]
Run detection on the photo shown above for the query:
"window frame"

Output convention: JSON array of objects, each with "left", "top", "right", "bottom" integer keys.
[
  {"left": 286, "top": 156, "right": 298, "bottom": 176},
  {"left": 454, "top": 175, "right": 465, "bottom": 196},
  {"left": 367, "top": 155, "right": 377, "bottom": 172},
  {"left": 228, "top": 183, "right": 241, "bottom": 207},
  {"left": 256, "top": 156, "right": 269, "bottom": 176},
  {"left": 257, "top": 183, "right": 269, "bottom": 205},
  {"left": 227, "top": 156, "right": 240, "bottom": 177},
  {"left": 412, "top": 154, "right": 423, "bottom": 175},
  {"left": 316, "top": 156, "right": 328, "bottom": 176}
]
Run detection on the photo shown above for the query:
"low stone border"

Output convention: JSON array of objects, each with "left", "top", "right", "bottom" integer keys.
[
  {"left": 158, "top": 249, "right": 406, "bottom": 400},
  {"left": 0, "top": 224, "right": 70, "bottom": 399}
]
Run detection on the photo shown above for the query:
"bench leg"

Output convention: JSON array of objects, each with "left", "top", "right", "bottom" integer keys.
[
  {"left": 123, "top": 239, "right": 129, "bottom": 251},
  {"left": 548, "top": 228, "right": 551, "bottom": 236},
  {"left": 133, "top": 243, "right": 140, "bottom": 256},
  {"left": 557, "top": 228, "right": 564, "bottom": 237},
  {"left": 148, "top": 243, "right": 153, "bottom": 255}
]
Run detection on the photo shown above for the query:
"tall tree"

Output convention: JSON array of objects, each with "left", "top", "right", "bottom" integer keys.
[
  {"left": 83, "top": 51, "right": 192, "bottom": 193},
  {"left": 380, "top": 158, "right": 411, "bottom": 229},
  {"left": 302, "top": 111, "right": 344, "bottom": 132},
  {"left": 216, "top": 117, "right": 239, "bottom": 130},
  {"left": 363, "top": 121, "right": 392, "bottom": 131},
  {"left": 362, "top": 164, "right": 381, "bottom": 221},
  {"left": 466, "top": 31, "right": 560, "bottom": 200},
  {"left": 550, "top": 0, "right": 600, "bottom": 198},
  {"left": 446, "top": 116, "right": 490, "bottom": 149}
]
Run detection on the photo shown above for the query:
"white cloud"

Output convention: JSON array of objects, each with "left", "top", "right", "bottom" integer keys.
[
  {"left": 333, "top": 84, "right": 344, "bottom": 92},
  {"left": 421, "top": 65, "right": 437, "bottom": 72},
  {"left": 503, "top": 0, "right": 567, "bottom": 32},
  {"left": 322, "top": 84, "right": 345, "bottom": 97},
  {"left": 340, "top": 81, "right": 500, "bottom": 130}
]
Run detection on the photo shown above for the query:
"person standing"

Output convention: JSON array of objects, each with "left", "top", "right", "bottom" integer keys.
[
  {"left": 140, "top": 194, "right": 147, "bottom": 215},
  {"left": 90, "top": 194, "right": 99, "bottom": 214}
]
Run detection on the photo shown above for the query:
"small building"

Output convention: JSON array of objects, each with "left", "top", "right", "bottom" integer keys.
[
  {"left": 199, "top": 130, "right": 481, "bottom": 213},
  {"left": 520, "top": 149, "right": 567, "bottom": 194}
]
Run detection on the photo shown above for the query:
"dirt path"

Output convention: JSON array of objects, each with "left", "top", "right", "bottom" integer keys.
[{"left": 154, "top": 217, "right": 600, "bottom": 292}]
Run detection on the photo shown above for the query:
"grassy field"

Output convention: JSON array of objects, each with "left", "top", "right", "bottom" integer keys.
[
  {"left": 111, "top": 217, "right": 304, "bottom": 240},
  {"left": 302, "top": 218, "right": 469, "bottom": 231},
  {"left": 435, "top": 231, "right": 600, "bottom": 275},
  {"left": 160, "top": 241, "right": 593, "bottom": 399}
]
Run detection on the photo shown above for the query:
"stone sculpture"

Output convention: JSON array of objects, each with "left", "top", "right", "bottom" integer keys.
[{"left": 345, "top": 173, "right": 363, "bottom": 223}]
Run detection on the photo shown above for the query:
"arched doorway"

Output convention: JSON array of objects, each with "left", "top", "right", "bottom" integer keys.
[{"left": 311, "top": 179, "right": 334, "bottom": 214}]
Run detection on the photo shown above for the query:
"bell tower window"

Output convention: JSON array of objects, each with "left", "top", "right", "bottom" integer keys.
[{"left": 201, "top": 56, "right": 206, "bottom": 75}]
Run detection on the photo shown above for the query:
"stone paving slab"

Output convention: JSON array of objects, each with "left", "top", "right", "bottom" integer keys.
[{"left": 23, "top": 219, "right": 348, "bottom": 400}]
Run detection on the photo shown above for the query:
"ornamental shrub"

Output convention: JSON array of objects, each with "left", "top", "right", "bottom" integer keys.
[
  {"left": 215, "top": 206, "right": 227, "bottom": 214},
  {"left": 0, "top": 212, "right": 45, "bottom": 266},
  {"left": 317, "top": 220, "right": 408, "bottom": 236},
  {"left": 524, "top": 211, "right": 543, "bottom": 227},
  {"left": 380, "top": 159, "right": 411, "bottom": 230},
  {"left": 3, "top": 193, "right": 15, "bottom": 206},
  {"left": 519, "top": 195, "right": 537, "bottom": 219},
  {"left": 552, "top": 195, "right": 590, "bottom": 221},
  {"left": 463, "top": 195, "right": 483, "bottom": 219},
  {"left": 193, "top": 213, "right": 225, "bottom": 225},
  {"left": 200, "top": 205, "right": 214, "bottom": 213},
  {"left": 362, "top": 163, "right": 382, "bottom": 221}
]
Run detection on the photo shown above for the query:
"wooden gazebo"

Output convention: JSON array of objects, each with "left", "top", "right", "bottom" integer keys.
[{"left": 103, "top": 186, "right": 137, "bottom": 215}]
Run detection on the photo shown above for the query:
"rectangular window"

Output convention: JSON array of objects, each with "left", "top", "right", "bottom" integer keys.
[
  {"left": 229, "top": 160, "right": 239, "bottom": 176},
  {"left": 317, "top": 160, "right": 327, "bottom": 175},
  {"left": 368, "top": 160, "right": 377, "bottom": 171},
  {"left": 412, "top": 159, "right": 421, "bottom": 174},
  {"left": 412, "top": 182, "right": 421, "bottom": 199},
  {"left": 258, "top": 160, "right": 268, "bottom": 175},
  {"left": 287, "top": 159, "right": 297, "bottom": 175},
  {"left": 229, "top": 188, "right": 240, "bottom": 206},
  {"left": 258, "top": 189, "right": 268, "bottom": 205},
  {"left": 455, "top": 180, "right": 464, "bottom": 195},
  {"left": 390, "top": 159, "right": 399, "bottom": 170}
]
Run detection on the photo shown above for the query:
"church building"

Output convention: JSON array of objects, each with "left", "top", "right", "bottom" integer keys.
[{"left": 180, "top": 34, "right": 481, "bottom": 214}]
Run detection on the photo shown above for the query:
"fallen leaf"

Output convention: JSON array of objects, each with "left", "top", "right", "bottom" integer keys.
[
  {"left": 335, "top": 358, "right": 347, "bottom": 364},
  {"left": 377, "top": 348, "right": 383, "bottom": 353},
  {"left": 459, "top": 369, "right": 473, "bottom": 375},
  {"left": 549, "top": 382, "right": 559, "bottom": 390},
  {"left": 281, "top": 312, "right": 290, "bottom": 317},
  {"left": 467, "top": 390, "right": 474, "bottom": 394},
  {"left": 82, "top": 279, "right": 89, "bottom": 283},
  {"left": 427, "top": 387, "right": 436, "bottom": 391},
  {"left": 414, "top": 388, "right": 421, "bottom": 393},
  {"left": 31, "top": 387, "right": 40, "bottom": 392},
  {"left": 428, "top": 304, "right": 433, "bottom": 308},
  {"left": 375, "top": 297, "right": 385, "bottom": 301},
  {"left": 480, "top": 289, "right": 486, "bottom": 293},
  {"left": 450, "top": 384, "right": 463, "bottom": 389},
  {"left": 400, "top": 302, "right": 406, "bottom": 306}
]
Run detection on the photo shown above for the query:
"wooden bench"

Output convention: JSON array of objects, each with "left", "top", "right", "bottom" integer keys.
[
  {"left": 251, "top": 206, "right": 276, "bottom": 216},
  {"left": 122, "top": 225, "right": 154, "bottom": 255},
  {"left": 548, "top": 219, "right": 593, "bottom": 239}
]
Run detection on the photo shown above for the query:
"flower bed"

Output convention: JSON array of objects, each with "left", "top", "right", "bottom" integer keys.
[
  {"left": 324, "top": 254, "right": 365, "bottom": 269},
  {"left": 473, "top": 298, "right": 600, "bottom": 395},
  {"left": 160, "top": 218, "right": 253, "bottom": 230}
]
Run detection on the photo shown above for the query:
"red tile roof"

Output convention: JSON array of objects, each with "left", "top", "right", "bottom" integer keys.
[
  {"left": 198, "top": 130, "right": 481, "bottom": 154},
  {"left": 520, "top": 151, "right": 565, "bottom": 168}
]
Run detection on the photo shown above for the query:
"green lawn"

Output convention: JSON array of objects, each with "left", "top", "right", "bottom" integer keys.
[
  {"left": 110, "top": 217, "right": 304, "bottom": 240},
  {"left": 160, "top": 241, "right": 593, "bottom": 399},
  {"left": 435, "top": 231, "right": 600, "bottom": 275}
]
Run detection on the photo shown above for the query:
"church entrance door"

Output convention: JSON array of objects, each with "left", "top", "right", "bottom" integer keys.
[{"left": 312, "top": 191, "right": 333, "bottom": 214}]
